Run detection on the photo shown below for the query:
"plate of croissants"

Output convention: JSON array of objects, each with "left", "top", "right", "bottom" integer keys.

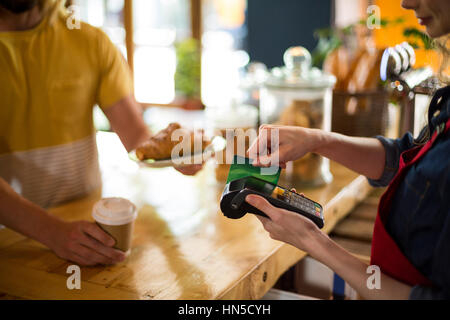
[{"left": 129, "top": 122, "right": 226, "bottom": 168}]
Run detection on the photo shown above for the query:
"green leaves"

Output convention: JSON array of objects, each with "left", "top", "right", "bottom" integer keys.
[
  {"left": 357, "top": 16, "right": 405, "bottom": 28},
  {"left": 174, "top": 38, "right": 202, "bottom": 98},
  {"left": 311, "top": 16, "right": 407, "bottom": 68},
  {"left": 311, "top": 28, "right": 342, "bottom": 68},
  {"left": 403, "top": 28, "right": 433, "bottom": 50}
]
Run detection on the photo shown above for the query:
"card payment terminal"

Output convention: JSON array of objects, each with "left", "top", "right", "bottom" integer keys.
[{"left": 220, "top": 157, "right": 324, "bottom": 228}]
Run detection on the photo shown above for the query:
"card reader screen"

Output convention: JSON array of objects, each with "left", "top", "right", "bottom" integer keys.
[
  {"left": 242, "top": 176, "right": 276, "bottom": 195},
  {"left": 242, "top": 176, "right": 289, "bottom": 200}
]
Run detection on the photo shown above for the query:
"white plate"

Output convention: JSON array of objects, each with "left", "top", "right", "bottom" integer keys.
[{"left": 129, "top": 136, "right": 226, "bottom": 168}]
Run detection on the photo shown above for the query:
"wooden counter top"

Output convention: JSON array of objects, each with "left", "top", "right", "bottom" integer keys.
[{"left": 0, "top": 132, "right": 372, "bottom": 300}]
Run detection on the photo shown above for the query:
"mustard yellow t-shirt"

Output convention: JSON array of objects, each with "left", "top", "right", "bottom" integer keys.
[
  {"left": 0, "top": 7, "right": 133, "bottom": 153},
  {"left": 0, "top": 4, "right": 133, "bottom": 207}
]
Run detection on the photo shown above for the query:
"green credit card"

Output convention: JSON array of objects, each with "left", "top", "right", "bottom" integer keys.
[{"left": 226, "top": 155, "right": 281, "bottom": 185}]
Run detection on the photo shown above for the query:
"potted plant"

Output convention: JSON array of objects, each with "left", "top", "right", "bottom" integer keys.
[{"left": 173, "top": 38, "right": 204, "bottom": 110}]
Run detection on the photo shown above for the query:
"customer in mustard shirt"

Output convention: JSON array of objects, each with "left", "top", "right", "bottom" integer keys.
[{"left": 0, "top": 0, "right": 200, "bottom": 266}]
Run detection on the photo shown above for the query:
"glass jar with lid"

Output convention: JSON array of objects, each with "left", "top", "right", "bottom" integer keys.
[
  {"left": 206, "top": 101, "right": 259, "bottom": 181},
  {"left": 236, "top": 62, "right": 268, "bottom": 126},
  {"left": 260, "top": 46, "right": 336, "bottom": 187}
]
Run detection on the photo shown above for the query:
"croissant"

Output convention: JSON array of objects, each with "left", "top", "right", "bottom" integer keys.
[{"left": 135, "top": 122, "right": 210, "bottom": 161}]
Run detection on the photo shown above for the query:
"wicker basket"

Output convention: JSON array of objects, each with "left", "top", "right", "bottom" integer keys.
[{"left": 332, "top": 90, "right": 389, "bottom": 137}]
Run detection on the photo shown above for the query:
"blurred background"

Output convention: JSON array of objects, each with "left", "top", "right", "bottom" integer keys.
[
  {"left": 71, "top": 0, "right": 439, "bottom": 103},
  {"left": 70, "top": 0, "right": 443, "bottom": 144}
]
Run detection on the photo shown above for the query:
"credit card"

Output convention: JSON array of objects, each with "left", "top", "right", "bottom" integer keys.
[{"left": 226, "top": 155, "right": 281, "bottom": 185}]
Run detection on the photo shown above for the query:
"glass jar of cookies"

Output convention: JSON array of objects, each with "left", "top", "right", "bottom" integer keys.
[{"left": 260, "top": 46, "right": 336, "bottom": 187}]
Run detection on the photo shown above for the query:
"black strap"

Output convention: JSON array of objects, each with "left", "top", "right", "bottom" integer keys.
[
  {"left": 414, "top": 86, "right": 449, "bottom": 144},
  {"left": 428, "top": 86, "right": 450, "bottom": 126}
]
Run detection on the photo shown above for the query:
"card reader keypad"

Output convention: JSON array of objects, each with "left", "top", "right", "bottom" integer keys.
[{"left": 283, "top": 191, "right": 322, "bottom": 217}]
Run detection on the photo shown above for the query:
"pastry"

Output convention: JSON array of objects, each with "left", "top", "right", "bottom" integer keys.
[{"left": 135, "top": 123, "right": 210, "bottom": 160}]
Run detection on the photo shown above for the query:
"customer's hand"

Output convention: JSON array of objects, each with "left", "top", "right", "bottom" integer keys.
[
  {"left": 247, "top": 125, "right": 322, "bottom": 167},
  {"left": 175, "top": 164, "right": 203, "bottom": 176},
  {"left": 47, "top": 220, "right": 126, "bottom": 266},
  {"left": 245, "top": 194, "right": 324, "bottom": 253}
]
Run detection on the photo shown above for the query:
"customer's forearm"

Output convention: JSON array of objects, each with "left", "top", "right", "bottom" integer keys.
[
  {"left": 103, "top": 95, "right": 152, "bottom": 152},
  {"left": 0, "top": 178, "right": 61, "bottom": 247},
  {"left": 312, "top": 130, "right": 386, "bottom": 180},
  {"left": 308, "top": 231, "right": 411, "bottom": 300}
]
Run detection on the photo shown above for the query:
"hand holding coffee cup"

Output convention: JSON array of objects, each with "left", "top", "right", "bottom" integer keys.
[
  {"left": 92, "top": 197, "right": 138, "bottom": 256},
  {"left": 46, "top": 219, "right": 127, "bottom": 266}
]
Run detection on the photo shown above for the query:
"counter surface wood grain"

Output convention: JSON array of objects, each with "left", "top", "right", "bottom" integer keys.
[{"left": 0, "top": 132, "right": 373, "bottom": 300}]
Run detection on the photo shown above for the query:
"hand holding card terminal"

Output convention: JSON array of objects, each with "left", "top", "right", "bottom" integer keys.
[{"left": 220, "top": 176, "right": 324, "bottom": 228}]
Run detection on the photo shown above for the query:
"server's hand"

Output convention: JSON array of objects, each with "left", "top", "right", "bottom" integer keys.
[
  {"left": 175, "top": 164, "right": 203, "bottom": 176},
  {"left": 247, "top": 124, "right": 321, "bottom": 168},
  {"left": 245, "top": 193, "right": 323, "bottom": 252}
]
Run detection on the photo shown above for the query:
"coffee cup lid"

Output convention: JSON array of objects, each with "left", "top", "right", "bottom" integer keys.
[{"left": 92, "top": 197, "right": 137, "bottom": 226}]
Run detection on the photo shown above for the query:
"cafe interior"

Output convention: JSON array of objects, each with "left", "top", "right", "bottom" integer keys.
[{"left": 0, "top": 0, "right": 448, "bottom": 300}]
